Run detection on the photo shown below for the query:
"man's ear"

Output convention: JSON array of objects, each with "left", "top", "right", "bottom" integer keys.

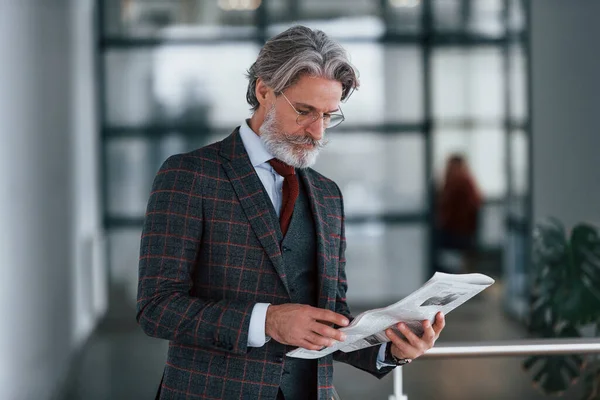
[{"left": 255, "top": 78, "right": 273, "bottom": 108}]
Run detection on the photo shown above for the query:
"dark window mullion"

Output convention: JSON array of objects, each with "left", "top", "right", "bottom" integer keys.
[{"left": 423, "top": 0, "right": 435, "bottom": 276}]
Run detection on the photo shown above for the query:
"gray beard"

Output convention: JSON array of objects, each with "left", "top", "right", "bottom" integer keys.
[{"left": 259, "top": 106, "right": 327, "bottom": 169}]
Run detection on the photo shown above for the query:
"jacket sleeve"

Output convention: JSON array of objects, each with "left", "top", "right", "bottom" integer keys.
[
  {"left": 136, "top": 154, "right": 253, "bottom": 355},
  {"left": 330, "top": 184, "right": 395, "bottom": 378}
]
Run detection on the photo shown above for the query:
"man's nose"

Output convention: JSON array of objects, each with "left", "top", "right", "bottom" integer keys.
[{"left": 305, "top": 117, "right": 324, "bottom": 141}]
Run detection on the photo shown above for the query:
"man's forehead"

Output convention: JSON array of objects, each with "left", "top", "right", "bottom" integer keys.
[{"left": 285, "top": 76, "right": 343, "bottom": 110}]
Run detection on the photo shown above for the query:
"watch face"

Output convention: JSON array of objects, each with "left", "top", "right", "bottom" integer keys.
[{"left": 396, "top": 358, "right": 411, "bottom": 366}]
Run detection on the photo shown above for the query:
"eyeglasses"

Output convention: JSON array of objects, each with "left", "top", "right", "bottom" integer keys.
[{"left": 278, "top": 92, "right": 345, "bottom": 129}]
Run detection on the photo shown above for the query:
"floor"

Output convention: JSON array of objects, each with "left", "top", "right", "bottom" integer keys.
[{"left": 61, "top": 283, "right": 585, "bottom": 400}]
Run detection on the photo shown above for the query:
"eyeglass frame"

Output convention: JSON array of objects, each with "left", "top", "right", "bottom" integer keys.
[{"left": 277, "top": 91, "right": 345, "bottom": 129}]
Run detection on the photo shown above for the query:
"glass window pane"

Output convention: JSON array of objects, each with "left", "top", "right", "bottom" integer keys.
[
  {"left": 383, "top": 46, "right": 424, "bottom": 123},
  {"left": 471, "top": 128, "right": 506, "bottom": 199},
  {"left": 433, "top": 0, "right": 504, "bottom": 37},
  {"left": 105, "top": 50, "right": 155, "bottom": 126},
  {"left": 315, "top": 133, "right": 426, "bottom": 215},
  {"left": 504, "top": 230, "right": 529, "bottom": 317},
  {"left": 187, "top": 130, "right": 232, "bottom": 152},
  {"left": 267, "top": 0, "right": 380, "bottom": 28},
  {"left": 432, "top": 0, "right": 464, "bottom": 32},
  {"left": 507, "top": 196, "right": 527, "bottom": 219},
  {"left": 106, "top": 138, "right": 154, "bottom": 218},
  {"left": 105, "top": 44, "right": 260, "bottom": 127},
  {"left": 479, "top": 201, "right": 505, "bottom": 248},
  {"left": 508, "top": 0, "right": 526, "bottom": 34},
  {"left": 103, "top": 0, "right": 259, "bottom": 38},
  {"left": 267, "top": 17, "right": 385, "bottom": 41},
  {"left": 432, "top": 47, "right": 504, "bottom": 121},
  {"left": 509, "top": 130, "right": 528, "bottom": 196},
  {"left": 335, "top": 43, "right": 386, "bottom": 124},
  {"left": 434, "top": 128, "right": 506, "bottom": 198},
  {"left": 468, "top": 0, "right": 505, "bottom": 37},
  {"left": 265, "top": 0, "right": 290, "bottom": 20},
  {"left": 322, "top": 43, "right": 422, "bottom": 125},
  {"left": 386, "top": 0, "right": 423, "bottom": 33},
  {"left": 509, "top": 44, "right": 527, "bottom": 123},
  {"left": 268, "top": 1, "right": 422, "bottom": 36},
  {"left": 345, "top": 223, "right": 427, "bottom": 306},
  {"left": 155, "top": 133, "right": 189, "bottom": 167},
  {"left": 108, "top": 228, "right": 144, "bottom": 304}
]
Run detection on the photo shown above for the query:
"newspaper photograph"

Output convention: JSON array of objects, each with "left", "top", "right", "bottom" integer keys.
[{"left": 287, "top": 272, "right": 495, "bottom": 359}]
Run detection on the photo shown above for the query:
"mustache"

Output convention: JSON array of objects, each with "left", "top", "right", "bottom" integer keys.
[{"left": 281, "top": 132, "right": 330, "bottom": 149}]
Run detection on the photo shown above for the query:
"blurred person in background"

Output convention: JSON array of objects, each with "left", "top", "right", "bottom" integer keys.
[
  {"left": 436, "top": 154, "right": 482, "bottom": 274},
  {"left": 136, "top": 25, "right": 445, "bottom": 400}
]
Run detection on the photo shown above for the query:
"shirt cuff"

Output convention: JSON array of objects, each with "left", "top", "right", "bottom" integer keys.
[
  {"left": 376, "top": 343, "right": 396, "bottom": 370},
  {"left": 247, "top": 303, "right": 271, "bottom": 347}
]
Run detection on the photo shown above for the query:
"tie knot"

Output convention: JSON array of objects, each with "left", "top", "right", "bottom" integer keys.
[{"left": 269, "top": 158, "right": 295, "bottom": 177}]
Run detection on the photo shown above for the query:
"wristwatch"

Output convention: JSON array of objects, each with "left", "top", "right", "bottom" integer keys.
[{"left": 385, "top": 343, "right": 412, "bottom": 366}]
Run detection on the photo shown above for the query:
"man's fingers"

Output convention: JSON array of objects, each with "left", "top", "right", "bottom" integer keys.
[
  {"left": 312, "top": 308, "right": 349, "bottom": 327},
  {"left": 433, "top": 312, "right": 445, "bottom": 336},
  {"left": 396, "top": 323, "right": 425, "bottom": 348},
  {"left": 304, "top": 332, "right": 333, "bottom": 348},
  {"left": 312, "top": 322, "right": 347, "bottom": 342},
  {"left": 385, "top": 328, "right": 418, "bottom": 359},
  {"left": 419, "top": 320, "right": 436, "bottom": 344},
  {"left": 299, "top": 339, "right": 324, "bottom": 351}
]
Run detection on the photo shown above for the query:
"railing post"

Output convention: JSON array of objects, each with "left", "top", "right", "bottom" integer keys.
[{"left": 388, "top": 367, "right": 408, "bottom": 400}]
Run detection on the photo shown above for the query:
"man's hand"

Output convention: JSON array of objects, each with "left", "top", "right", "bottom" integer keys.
[
  {"left": 386, "top": 312, "right": 445, "bottom": 362},
  {"left": 266, "top": 304, "right": 349, "bottom": 350}
]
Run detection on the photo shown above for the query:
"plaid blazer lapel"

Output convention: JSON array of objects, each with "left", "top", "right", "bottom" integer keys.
[
  {"left": 298, "top": 169, "right": 334, "bottom": 311},
  {"left": 219, "top": 129, "right": 291, "bottom": 297}
]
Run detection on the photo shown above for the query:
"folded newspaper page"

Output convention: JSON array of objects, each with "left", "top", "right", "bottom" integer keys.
[{"left": 287, "top": 272, "right": 494, "bottom": 359}]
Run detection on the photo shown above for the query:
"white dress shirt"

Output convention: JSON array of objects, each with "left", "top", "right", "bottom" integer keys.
[
  {"left": 238, "top": 120, "right": 281, "bottom": 347},
  {"left": 238, "top": 121, "right": 391, "bottom": 368}
]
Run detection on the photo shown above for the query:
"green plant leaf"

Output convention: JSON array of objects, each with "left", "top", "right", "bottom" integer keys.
[
  {"left": 529, "top": 220, "right": 600, "bottom": 325},
  {"left": 523, "top": 353, "right": 584, "bottom": 395},
  {"left": 530, "top": 219, "right": 568, "bottom": 320},
  {"left": 569, "top": 225, "right": 600, "bottom": 325},
  {"left": 579, "top": 359, "right": 600, "bottom": 400},
  {"left": 526, "top": 220, "right": 600, "bottom": 397},
  {"left": 523, "top": 323, "right": 585, "bottom": 395},
  {"left": 533, "top": 218, "right": 568, "bottom": 267}
]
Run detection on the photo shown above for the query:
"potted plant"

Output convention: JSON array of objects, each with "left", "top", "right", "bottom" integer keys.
[{"left": 523, "top": 218, "right": 600, "bottom": 398}]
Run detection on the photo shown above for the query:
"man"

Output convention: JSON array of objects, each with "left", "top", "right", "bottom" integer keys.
[{"left": 137, "top": 25, "right": 445, "bottom": 400}]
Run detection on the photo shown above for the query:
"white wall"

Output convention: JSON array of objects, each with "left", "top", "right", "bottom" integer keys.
[
  {"left": 531, "top": 0, "right": 600, "bottom": 228},
  {"left": 0, "top": 1, "right": 103, "bottom": 398}
]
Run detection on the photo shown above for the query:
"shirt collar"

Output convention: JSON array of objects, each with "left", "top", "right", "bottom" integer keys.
[{"left": 239, "top": 119, "right": 274, "bottom": 167}]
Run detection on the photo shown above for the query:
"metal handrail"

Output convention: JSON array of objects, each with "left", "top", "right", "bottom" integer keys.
[
  {"left": 389, "top": 338, "right": 600, "bottom": 400},
  {"left": 423, "top": 338, "right": 600, "bottom": 358}
]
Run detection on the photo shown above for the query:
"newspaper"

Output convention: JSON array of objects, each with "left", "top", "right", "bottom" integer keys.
[{"left": 287, "top": 272, "right": 494, "bottom": 359}]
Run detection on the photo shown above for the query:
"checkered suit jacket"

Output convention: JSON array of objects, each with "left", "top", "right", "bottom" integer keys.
[{"left": 137, "top": 128, "right": 394, "bottom": 399}]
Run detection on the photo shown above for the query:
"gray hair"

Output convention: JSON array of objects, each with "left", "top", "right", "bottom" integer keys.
[{"left": 246, "top": 25, "right": 359, "bottom": 111}]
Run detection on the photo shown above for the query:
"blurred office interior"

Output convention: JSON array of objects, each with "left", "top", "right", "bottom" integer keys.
[{"left": 1, "top": 0, "right": 599, "bottom": 399}]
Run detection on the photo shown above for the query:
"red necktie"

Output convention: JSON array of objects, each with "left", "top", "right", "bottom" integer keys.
[{"left": 269, "top": 158, "right": 299, "bottom": 236}]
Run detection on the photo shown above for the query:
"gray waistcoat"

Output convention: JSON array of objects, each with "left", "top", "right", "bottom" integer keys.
[{"left": 276, "top": 178, "right": 319, "bottom": 400}]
